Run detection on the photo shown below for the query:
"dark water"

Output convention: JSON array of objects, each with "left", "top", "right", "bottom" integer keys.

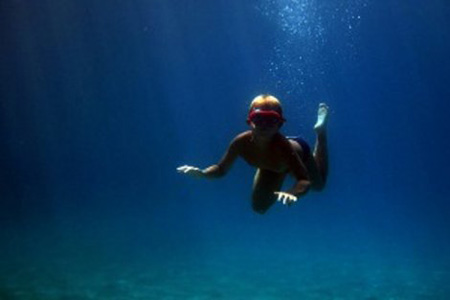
[{"left": 1, "top": 0, "right": 450, "bottom": 299}]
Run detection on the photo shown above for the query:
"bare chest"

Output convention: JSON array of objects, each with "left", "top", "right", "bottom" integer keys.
[{"left": 240, "top": 141, "right": 289, "bottom": 173}]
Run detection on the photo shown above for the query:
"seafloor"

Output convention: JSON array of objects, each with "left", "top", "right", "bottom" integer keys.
[{"left": 1, "top": 239, "right": 449, "bottom": 300}]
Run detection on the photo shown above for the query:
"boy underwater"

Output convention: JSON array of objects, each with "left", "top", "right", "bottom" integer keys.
[{"left": 177, "top": 94, "right": 329, "bottom": 214}]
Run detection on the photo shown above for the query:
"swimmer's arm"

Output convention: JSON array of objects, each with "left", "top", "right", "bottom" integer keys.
[
  {"left": 201, "top": 138, "right": 240, "bottom": 178},
  {"left": 286, "top": 149, "right": 311, "bottom": 196},
  {"left": 287, "top": 179, "right": 311, "bottom": 197},
  {"left": 178, "top": 135, "right": 242, "bottom": 178},
  {"left": 274, "top": 149, "right": 311, "bottom": 205}
]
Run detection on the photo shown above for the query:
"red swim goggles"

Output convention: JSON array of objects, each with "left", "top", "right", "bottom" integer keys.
[{"left": 247, "top": 108, "right": 286, "bottom": 126}]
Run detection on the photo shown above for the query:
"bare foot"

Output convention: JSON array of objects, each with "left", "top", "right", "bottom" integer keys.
[{"left": 314, "top": 103, "right": 329, "bottom": 133}]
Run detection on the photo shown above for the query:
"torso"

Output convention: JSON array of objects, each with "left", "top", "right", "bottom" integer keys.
[{"left": 235, "top": 131, "right": 302, "bottom": 173}]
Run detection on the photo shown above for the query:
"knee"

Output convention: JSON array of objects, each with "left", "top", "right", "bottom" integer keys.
[{"left": 251, "top": 199, "right": 272, "bottom": 214}]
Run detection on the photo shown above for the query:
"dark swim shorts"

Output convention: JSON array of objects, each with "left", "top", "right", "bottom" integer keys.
[{"left": 287, "top": 136, "right": 311, "bottom": 161}]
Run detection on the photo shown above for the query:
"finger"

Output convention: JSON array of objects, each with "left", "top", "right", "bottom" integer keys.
[
  {"left": 275, "top": 192, "right": 282, "bottom": 202},
  {"left": 185, "top": 167, "right": 196, "bottom": 173},
  {"left": 182, "top": 167, "right": 192, "bottom": 173}
]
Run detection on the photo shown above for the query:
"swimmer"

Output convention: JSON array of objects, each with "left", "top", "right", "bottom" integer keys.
[{"left": 177, "top": 94, "right": 329, "bottom": 214}]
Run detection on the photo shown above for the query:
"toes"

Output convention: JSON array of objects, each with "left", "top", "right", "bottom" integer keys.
[{"left": 318, "top": 103, "right": 329, "bottom": 112}]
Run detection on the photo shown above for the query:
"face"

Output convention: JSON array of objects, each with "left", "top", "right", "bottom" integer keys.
[{"left": 249, "top": 115, "right": 282, "bottom": 137}]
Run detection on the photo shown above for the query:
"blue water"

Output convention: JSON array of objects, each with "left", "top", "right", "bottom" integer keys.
[{"left": 1, "top": 0, "right": 450, "bottom": 299}]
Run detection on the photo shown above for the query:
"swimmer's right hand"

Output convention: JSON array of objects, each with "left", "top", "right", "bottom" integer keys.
[{"left": 176, "top": 165, "right": 205, "bottom": 178}]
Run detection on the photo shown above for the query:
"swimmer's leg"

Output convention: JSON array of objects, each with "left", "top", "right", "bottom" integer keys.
[
  {"left": 252, "top": 169, "right": 286, "bottom": 214},
  {"left": 311, "top": 103, "right": 329, "bottom": 190}
]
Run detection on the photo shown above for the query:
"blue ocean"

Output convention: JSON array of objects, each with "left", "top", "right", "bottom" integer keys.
[{"left": 1, "top": 0, "right": 450, "bottom": 299}]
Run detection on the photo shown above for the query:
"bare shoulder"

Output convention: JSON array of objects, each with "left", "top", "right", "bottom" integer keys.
[
  {"left": 232, "top": 131, "right": 252, "bottom": 143},
  {"left": 230, "top": 131, "right": 252, "bottom": 151},
  {"left": 283, "top": 136, "right": 308, "bottom": 160},
  {"left": 276, "top": 134, "right": 304, "bottom": 156},
  {"left": 274, "top": 133, "right": 291, "bottom": 148},
  {"left": 287, "top": 138, "right": 303, "bottom": 152}
]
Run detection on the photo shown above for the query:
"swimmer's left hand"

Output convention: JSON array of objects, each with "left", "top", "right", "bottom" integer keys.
[{"left": 274, "top": 192, "right": 297, "bottom": 206}]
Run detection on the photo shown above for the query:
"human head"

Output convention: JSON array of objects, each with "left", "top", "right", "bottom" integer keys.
[{"left": 247, "top": 94, "right": 286, "bottom": 126}]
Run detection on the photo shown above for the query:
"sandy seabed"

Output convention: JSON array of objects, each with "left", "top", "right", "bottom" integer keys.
[{"left": 1, "top": 247, "right": 449, "bottom": 300}]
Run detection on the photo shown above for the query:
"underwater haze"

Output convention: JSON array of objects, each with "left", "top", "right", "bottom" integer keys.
[{"left": 1, "top": 0, "right": 450, "bottom": 299}]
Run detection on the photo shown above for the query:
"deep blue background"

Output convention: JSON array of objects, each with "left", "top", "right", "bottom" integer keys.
[{"left": 1, "top": 0, "right": 450, "bottom": 284}]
